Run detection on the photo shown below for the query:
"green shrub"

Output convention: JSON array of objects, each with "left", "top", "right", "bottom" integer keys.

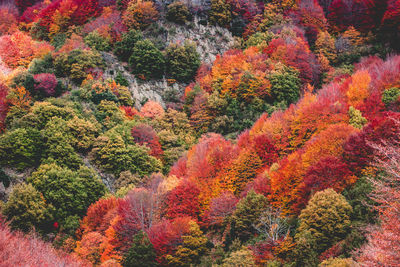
[
  {"left": 165, "top": 41, "right": 201, "bottom": 82},
  {"left": 166, "top": 1, "right": 192, "bottom": 24},
  {"left": 84, "top": 31, "right": 111, "bottom": 52},
  {"left": 129, "top": 40, "right": 165, "bottom": 79},
  {"left": 114, "top": 30, "right": 143, "bottom": 61}
]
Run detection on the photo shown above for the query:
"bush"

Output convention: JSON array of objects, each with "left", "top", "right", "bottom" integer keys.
[
  {"left": 54, "top": 49, "right": 104, "bottom": 84},
  {"left": 129, "top": 40, "right": 165, "bottom": 79},
  {"left": 0, "top": 128, "right": 43, "bottom": 170},
  {"left": 165, "top": 41, "right": 201, "bottom": 82},
  {"left": 84, "top": 30, "right": 111, "bottom": 52},
  {"left": 269, "top": 64, "right": 301, "bottom": 105},
  {"left": 27, "top": 163, "right": 106, "bottom": 225},
  {"left": 209, "top": 0, "right": 232, "bottom": 28},
  {"left": 166, "top": 2, "right": 192, "bottom": 24},
  {"left": 33, "top": 73, "right": 62, "bottom": 98},
  {"left": 122, "top": 1, "right": 159, "bottom": 30},
  {"left": 114, "top": 30, "right": 143, "bottom": 61},
  {"left": 296, "top": 189, "right": 353, "bottom": 254},
  {"left": 382, "top": 87, "right": 400, "bottom": 107},
  {"left": 3, "top": 183, "right": 53, "bottom": 233}
]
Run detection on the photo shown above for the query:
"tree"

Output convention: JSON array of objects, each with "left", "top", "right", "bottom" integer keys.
[
  {"left": 315, "top": 31, "right": 337, "bottom": 63},
  {"left": 166, "top": 1, "right": 192, "bottom": 24},
  {"left": 84, "top": 30, "right": 111, "bottom": 52},
  {"left": 131, "top": 124, "right": 163, "bottom": 158},
  {"left": 3, "top": 183, "right": 53, "bottom": 233},
  {"left": 205, "top": 191, "right": 238, "bottom": 226},
  {"left": 269, "top": 64, "right": 301, "bottom": 105},
  {"left": 122, "top": 1, "right": 159, "bottom": 30},
  {"left": 209, "top": 0, "right": 232, "bottom": 27},
  {"left": 140, "top": 101, "right": 165, "bottom": 119},
  {"left": 129, "top": 40, "right": 165, "bottom": 79},
  {"left": 0, "top": 221, "right": 85, "bottom": 266},
  {"left": 165, "top": 179, "right": 201, "bottom": 220},
  {"left": 114, "top": 30, "right": 143, "bottom": 61},
  {"left": 122, "top": 231, "right": 157, "bottom": 267},
  {"left": 222, "top": 246, "right": 256, "bottom": 267},
  {"left": 165, "top": 41, "right": 201, "bottom": 83},
  {"left": 165, "top": 220, "right": 208, "bottom": 266},
  {"left": 33, "top": 73, "right": 60, "bottom": 98},
  {"left": 27, "top": 163, "right": 106, "bottom": 227},
  {"left": 358, "top": 136, "right": 400, "bottom": 266},
  {"left": 0, "top": 128, "right": 43, "bottom": 170},
  {"left": 296, "top": 189, "right": 352, "bottom": 253},
  {"left": 74, "top": 231, "right": 106, "bottom": 265},
  {"left": 0, "top": 83, "right": 8, "bottom": 132},
  {"left": 231, "top": 190, "right": 269, "bottom": 241}
]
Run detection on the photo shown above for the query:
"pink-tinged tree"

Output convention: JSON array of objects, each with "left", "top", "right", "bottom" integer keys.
[
  {"left": 0, "top": 219, "right": 86, "bottom": 266},
  {"left": 111, "top": 188, "right": 161, "bottom": 254},
  {"left": 131, "top": 124, "right": 163, "bottom": 158},
  {"left": 33, "top": 73, "right": 58, "bottom": 97},
  {"left": 203, "top": 191, "right": 238, "bottom": 227},
  {"left": 358, "top": 127, "right": 400, "bottom": 266},
  {"left": 165, "top": 179, "right": 200, "bottom": 220},
  {"left": 140, "top": 100, "right": 165, "bottom": 119}
]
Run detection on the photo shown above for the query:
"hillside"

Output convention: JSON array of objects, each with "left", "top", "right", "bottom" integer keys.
[{"left": 0, "top": 0, "right": 399, "bottom": 266}]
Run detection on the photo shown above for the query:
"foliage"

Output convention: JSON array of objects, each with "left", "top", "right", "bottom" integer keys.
[
  {"left": 122, "top": 1, "right": 159, "bottom": 30},
  {"left": 296, "top": 189, "right": 353, "bottom": 254},
  {"left": 114, "top": 30, "right": 143, "bottom": 61},
  {"left": 122, "top": 231, "right": 157, "bottom": 267},
  {"left": 129, "top": 40, "right": 165, "bottom": 80},
  {"left": 84, "top": 30, "right": 111, "bottom": 52},
  {"left": 3, "top": 183, "right": 53, "bottom": 233},
  {"left": 166, "top": 2, "right": 192, "bottom": 24},
  {"left": 222, "top": 246, "right": 256, "bottom": 267},
  {"left": 54, "top": 48, "right": 104, "bottom": 84},
  {"left": 209, "top": 0, "right": 232, "bottom": 27},
  {"left": 165, "top": 41, "right": 201, "bottom": 82},
  {"left": 27, "top": 163, "right": 106, "bottom": 228},
  {"left": 0, "top": 128, "right": 43, "bottom": 170},
  {"left": 269, "top": 64, "right": 301, "bottom": 105},
  {"left": 231, "top": 190, "right": 269, "bottom": 241},
  {"left": 165, "top": 179, "right": 200, "bottom": 220}
]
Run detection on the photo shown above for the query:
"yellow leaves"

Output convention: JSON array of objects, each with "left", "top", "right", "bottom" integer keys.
[
  {"left": 346, "top": 70, "right": 371, "bottom": 107},
  {"left": 7, "top": 86, "right": 31, "bottom": 109}
]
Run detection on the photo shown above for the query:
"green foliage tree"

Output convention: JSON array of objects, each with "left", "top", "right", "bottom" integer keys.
[
  {"left": 348, "top": 106, "right": 367, "bottom": 129},
  {"left": 165, "top": 41, "right": 201, "bottom": 83},
  {"left": 54, "top": 49, "right": 105, "bottom": 84},
  {"left": 89, "top": 130, "right": 162, "bottom": 177},
  {"left": 382, "top": 87, "right": 400, "bottom": 107},
  {"left": 40, "top": 117, "right": 83, "bottom": 169},
  {"left": 27, "top": 163, "right": 106, "bottom": 226},
  {"left": 84, "top": 31, "right": 111, "bottom": 52},
  {"left": 209, "top": 0, "right": 232, "bottom": 28},
  {"left": 114, "top": 30, "right": 143, "bottom": 61},
  {"left": 166, "top": 221, "right": 208, "bottom": 266},
  {"left": 129, "top": 40, "right": 165, "bottom": 79},
  {"left": 231, "top": 190, "right": 269, "bottom": 241},
  {"left": 296, "top": 189, "right": 353, "bottom": 254},
  {"left": 122, "top": 231, "right": 157, "bottom": 267},
  {"left": 166, "top": 2, "right": 192, "bottom": 24},
  {"left": 2, "top": 183, "right": 53, "bottom": 233},
  {"left": 0, "top": 128, "right": 43, "bottom": 170},
  {"left": 269, "top": 64, "right": 301, "bottom": 105}
]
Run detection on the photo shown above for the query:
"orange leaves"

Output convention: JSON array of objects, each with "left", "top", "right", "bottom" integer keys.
[
  {"left": 122, "top": 0, "right": 159, "bottom": 30},
  {"left": 7, "top": 86, "right": 32, "bottom": 110},
  {"left": 140, "top": 100, "right": 165, "bottom": 119},
  {"left": 0, "top": 31, "right": 54, "bottom": 68},
  {"left": 346, "top": 69, "right": 371, "bottom": 107}
]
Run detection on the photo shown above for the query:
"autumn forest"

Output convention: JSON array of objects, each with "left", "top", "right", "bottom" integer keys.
[{"left": 0, "top": 0, "right": 399, "bottom": 266}]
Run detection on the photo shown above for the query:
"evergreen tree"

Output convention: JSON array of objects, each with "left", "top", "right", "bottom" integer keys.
[{"left": 122, "top": 231, "right": 158, "bottom": 267}]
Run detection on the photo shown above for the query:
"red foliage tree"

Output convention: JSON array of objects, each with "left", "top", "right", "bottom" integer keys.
[
  {"left": 165, "top": 179, "right": 200, "bottom": 220},
  {"left": 203, "top": 191, "right": 238, "bottom": 226},
  {"left": 131, "top": 124, "right": 163, "bottom": 158},
  {"left": 15, "top": 0, "right": 38, "bottom": 14},
  {"left": 34, "top": 73, "right": 58, "bottom": 97},
  {"left": 80, "top": 196, "right": 121, "bottom": 235},
  {"left": 328, "top": 0, "right": 376, "bottom": 32}
]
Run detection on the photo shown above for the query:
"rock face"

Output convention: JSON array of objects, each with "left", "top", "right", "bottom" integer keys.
[{"left": 102, "top": 16, "right": 234, "bottom": 109}]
